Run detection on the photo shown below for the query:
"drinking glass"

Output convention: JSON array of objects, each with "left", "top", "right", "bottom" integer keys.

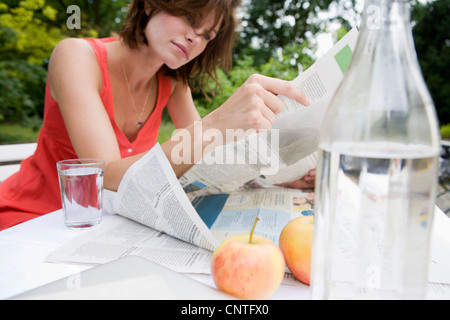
[{"left": 57, "top": 159, "right": 105, "bottom": 229}]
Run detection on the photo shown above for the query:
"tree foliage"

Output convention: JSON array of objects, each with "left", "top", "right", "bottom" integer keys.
[
  {"left": 235, "top": 0, "right": 357, "bottom": 65},
  {"left": 42, "top": 0, "right": 129, "bottom": 38},
  {"left": 0, "top": 0, "right": 128, "bottom": 124},
  {"left": 0, "top": 0, "right": 65, "bottom": 123},
  {"left": 192, "top": 41, "right": 314, "bottom": 117},
  {"left": 412, "top": 0, "right": 450, "bottom": 124},
  {"left": 0, "top": 0, "right": 448, "bottom": 129}
]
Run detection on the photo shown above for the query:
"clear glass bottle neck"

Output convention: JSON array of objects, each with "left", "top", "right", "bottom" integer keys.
[
  {"left": 351, "top": 0, "right": 420, "bottom": 75},
  {"left": 318, "top": 0, "right": 440, "bottom": 154},
  {"left": 360, "top": 0, "right": 412, "bottom": 31}
]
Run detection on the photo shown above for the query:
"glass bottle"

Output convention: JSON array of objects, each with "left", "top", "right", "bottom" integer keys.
[{"left": 310, "top": 0, "right": 441, "bottom": 299}]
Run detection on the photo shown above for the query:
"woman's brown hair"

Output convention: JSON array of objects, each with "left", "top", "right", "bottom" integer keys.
[{"left": 120, "top": 0, "right": 241, "bottom": 94}]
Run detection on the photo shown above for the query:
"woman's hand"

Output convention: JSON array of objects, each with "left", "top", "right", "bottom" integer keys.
[
  {"left": 163, "top": 74, "right": 311, "bottom": 179},
  {"left": 277, "top": 169, "right": 316, "bottom": 190},
  {"left": 202, "top": 74, "right": 311, "bottom": 135}
]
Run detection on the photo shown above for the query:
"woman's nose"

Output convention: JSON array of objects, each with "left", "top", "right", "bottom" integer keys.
[{"left": 187, "top": 28, "right": 202, "bottom": 46}]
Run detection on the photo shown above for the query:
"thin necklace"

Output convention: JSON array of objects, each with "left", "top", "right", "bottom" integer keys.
[{"left": 120, "top": 44, "right": 152, "bottom": 128}]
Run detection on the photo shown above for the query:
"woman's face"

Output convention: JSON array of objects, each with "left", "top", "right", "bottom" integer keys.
[{"left": 144, "top": 10, "right": 221, "bottom": 69}]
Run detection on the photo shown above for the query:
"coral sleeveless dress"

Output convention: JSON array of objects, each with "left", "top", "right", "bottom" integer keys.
[{"left": 0, "top": 38, "right": 171, "bottom": 231}]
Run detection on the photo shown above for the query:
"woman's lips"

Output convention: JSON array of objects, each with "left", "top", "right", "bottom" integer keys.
[{"left": 172, "top": 42, "right": 190, "bottom": 59}]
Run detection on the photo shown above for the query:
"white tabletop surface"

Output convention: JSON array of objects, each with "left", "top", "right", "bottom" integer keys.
[
  {"left": 1, "top": 207, "right": 449, "bottom": 300},
  {"left": 0, "top": 209, "right": 311, "bottom": 300}
]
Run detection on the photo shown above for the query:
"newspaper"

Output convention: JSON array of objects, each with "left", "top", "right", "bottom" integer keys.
[
  {"left": 179, "top": 27, "right": 358, "bottom": 195},
  {"left": 47, "top": 29, "right": 358, "bottom": 275},
  {"left": 47, "top": 144, "right": 314, "bottom": 276}
]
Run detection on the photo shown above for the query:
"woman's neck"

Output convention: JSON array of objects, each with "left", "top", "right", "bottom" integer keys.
[{"left": 109, "top": 39, "right": 163, "bottom": 92}]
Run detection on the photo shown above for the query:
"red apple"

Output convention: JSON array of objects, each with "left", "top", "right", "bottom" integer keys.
[
  {"left": 279, "top": 215, "right": 314, "bottom": 285},
  {"left": 211, "top": 218, "right": 285, "bottom": 299}
]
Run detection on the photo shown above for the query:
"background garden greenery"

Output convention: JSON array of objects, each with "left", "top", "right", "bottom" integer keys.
[{"left": 0, "top": 0, "right": 448, "bottom": 143}]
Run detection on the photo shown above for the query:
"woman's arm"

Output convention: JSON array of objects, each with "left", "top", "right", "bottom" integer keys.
[
  {"left": 48, "top": 38, "right": 134, "bottom": 191},
  {"left": 49, "top": 38, "right": 122, "bottom": 162},
  {"left": 161, "top": 74, "right": 311, "bottom": 178},
  {"left": 49, "top": 40, "right": 310, "bottom": 191},
  {"left": 166, "top": 81, "right": 201, "bottom": 129},
  {"left": 108, "top": 74, "right": 312, "bottom": 189}
]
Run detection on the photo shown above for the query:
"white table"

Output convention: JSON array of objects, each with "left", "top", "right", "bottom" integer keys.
[
  {"left": 0, "top": 209, "right": 310, "bottom": 300},
  {"left": 1, "top": 208, "right": 450, "bottom": 300}
]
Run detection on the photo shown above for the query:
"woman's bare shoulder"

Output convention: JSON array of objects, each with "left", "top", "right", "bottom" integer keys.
[
  {"left": 50, "top": 38, "right": 96, "bottom": 62},
  {"left": 168, "top": 77, "right": 190, "bottom": 95},
  {"left": 48, "top": 38, "right": 102, "bottom": 99}
]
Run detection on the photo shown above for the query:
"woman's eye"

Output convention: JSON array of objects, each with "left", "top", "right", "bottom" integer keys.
[{"left": 203, "top": 34, "right": 211, "bottom": 41}]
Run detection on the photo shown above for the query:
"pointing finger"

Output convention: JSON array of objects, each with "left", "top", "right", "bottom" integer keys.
[{"left": 247, "top": 74, "right": 311, "bottom": 106}]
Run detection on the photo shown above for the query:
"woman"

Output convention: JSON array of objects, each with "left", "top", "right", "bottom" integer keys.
[{"left": 0, "top": 0, "right": 313, "bottom": 231}]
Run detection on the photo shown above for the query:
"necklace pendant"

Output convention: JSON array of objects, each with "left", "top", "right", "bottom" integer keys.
[{"left": 136, "top": 121, "right": 144, "bottom": 128}]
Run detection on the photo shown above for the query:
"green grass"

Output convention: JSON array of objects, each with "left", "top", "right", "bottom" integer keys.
[
  {"left": 157, "top": 120, "right": 176, "bottom": 144},
  {"left": 441, "top": 124, "right": 450, "bottom": 140},
  {"left": 0, "top": 119, "right": 176, "bottom": 145},
  {"left": 0, "top": 123, "right": 41, "bottom": 144}
]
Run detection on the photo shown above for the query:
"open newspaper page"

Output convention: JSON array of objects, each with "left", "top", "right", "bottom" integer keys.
[
  {"left": 47, "top": 144, "right": 220, "bottom": 273},
  {"left": 179, "top": 27, "right": 359, "bottom": 194},
  {"left": 46, "top": 213, "right": 214, "bottom": 273},
  {"left": 46, "top": 144, "right": 314, "bottom": 276},
  {"left": 47, "top": 184, "right": 315, "bottom": 277},
  {"left": 110, "top": 144, "right": 219, "bottom": 252},
  {"left": 191, "top": 187, "right": 315, "bottom": 246}
]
